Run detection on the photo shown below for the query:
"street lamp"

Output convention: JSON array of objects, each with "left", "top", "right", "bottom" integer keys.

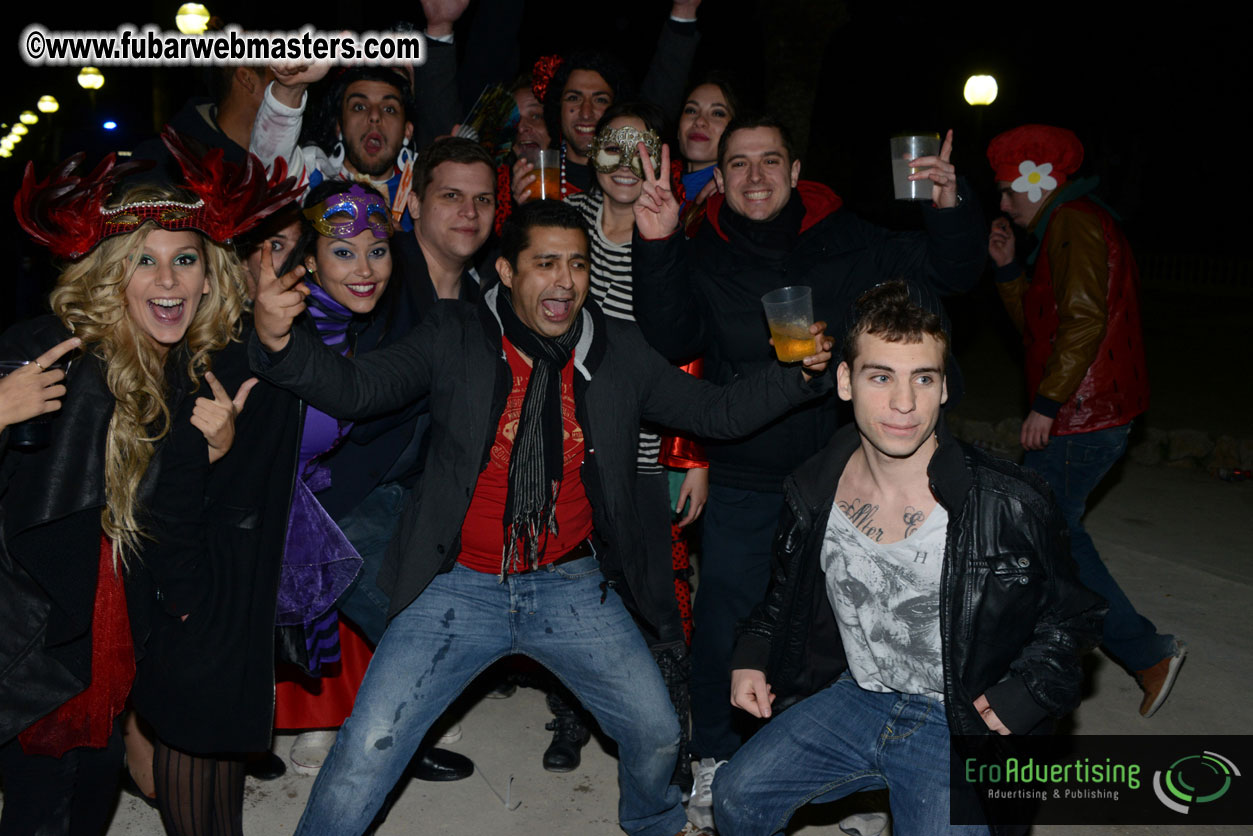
[
  {"left": 20, "top": 111, "right": 38, "bottom": 125},
  {"left": 964, "top": 75, "right": 998, "bottom": 106},
  {"left": 38, "top": 95, "right": 59, "bottom": 113},
  {"left": 78, "top": 67, "right": 105, "bottom": 90},
  {"left": 11, "top": 124, "right": 27, "bottom": 136},
  {"left": 176, "top": 3, "right": 211, "bottom": 35}
]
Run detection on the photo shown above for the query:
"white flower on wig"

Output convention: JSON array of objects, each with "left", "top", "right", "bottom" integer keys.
[{"left": 1011, "top": 160, "right": 1057, "bottom": 203}]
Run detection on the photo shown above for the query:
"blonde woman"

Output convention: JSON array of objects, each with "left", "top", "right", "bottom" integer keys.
[{"left": 0, "top": 137, "right": 297, "bottom": 836}]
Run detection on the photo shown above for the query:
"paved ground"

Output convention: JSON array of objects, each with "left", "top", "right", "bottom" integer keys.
[{"left": 84, "top": 459, "right": 1251, "bottom": 835}]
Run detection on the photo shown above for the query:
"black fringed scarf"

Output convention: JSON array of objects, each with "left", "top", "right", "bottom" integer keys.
[{"left": 494, "top": 286, "right": 585, "bottom": 574}]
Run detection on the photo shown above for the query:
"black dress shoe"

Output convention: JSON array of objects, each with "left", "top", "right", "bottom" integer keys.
[
  {"left": 245, "top": 751, "right": 287, "bottom": 781},
  {"left": 542, "top": 713, "right": 590, "bottom": 772},
  {"left": 411, "top": 747, "right": 473, "bottom": 781}
]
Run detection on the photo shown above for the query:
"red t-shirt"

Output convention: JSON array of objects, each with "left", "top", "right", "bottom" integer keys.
[{"left": 458, "top": 339, "right": 594, "bottom": 573}]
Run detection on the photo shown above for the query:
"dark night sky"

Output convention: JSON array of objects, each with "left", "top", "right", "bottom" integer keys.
[{"left": 0, "top": 0, "right": 1247, "bottom": 270}]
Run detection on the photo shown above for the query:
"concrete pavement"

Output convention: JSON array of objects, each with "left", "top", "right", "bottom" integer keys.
[{"left": 82, "top": 460, "right": 1251, "bottom": 835}]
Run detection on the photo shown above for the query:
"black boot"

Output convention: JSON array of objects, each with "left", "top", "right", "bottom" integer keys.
[
  {"left": 542, "top": 692, "right": 591, "bottom": 772},
  {"left": 411, "top": 747, "right": 474, "bottom": 782}
]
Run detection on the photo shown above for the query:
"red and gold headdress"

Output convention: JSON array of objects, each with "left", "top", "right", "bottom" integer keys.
[{"left": 14, "top": 127, "right": 304, "bottom": 261}]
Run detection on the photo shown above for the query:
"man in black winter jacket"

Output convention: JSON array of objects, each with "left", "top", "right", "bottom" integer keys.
[
  {"left": 250, "top": 200, "right": 836, "bottom": 836},
  {"left": 631, "top": 114, "right": 986, "bottom": 819},
  {"left": 709, "top": 283, "right": 1105, "bottom": 836}
]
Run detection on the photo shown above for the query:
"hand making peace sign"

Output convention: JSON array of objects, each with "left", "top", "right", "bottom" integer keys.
[{"left": 632, "top": 141, "right": 682, "bottom": 240}]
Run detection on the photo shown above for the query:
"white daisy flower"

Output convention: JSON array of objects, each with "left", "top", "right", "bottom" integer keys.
[{"left": 1010, "top": 160, "right": 1058, "bottom": 203}]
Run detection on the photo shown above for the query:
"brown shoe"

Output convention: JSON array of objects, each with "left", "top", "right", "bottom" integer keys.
[{"left": 1136, "top": 639, "right": 1187, "bottom": 717}]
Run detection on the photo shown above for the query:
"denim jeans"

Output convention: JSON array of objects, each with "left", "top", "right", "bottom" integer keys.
[
  {"left": 1023, "top": 423, "right": 1174, "bottom": 671},
  {"left": 334, "top": 483, "right": 407, "bottom": 645},
  {"left": 712, "top": 675, "right": 988, "bottom": 836},
  {"left": 294, "top": 557, "right": 685, "bottom": 836},
  {"left": 690, "top": 485, "right": 784, "bottom": 761}
]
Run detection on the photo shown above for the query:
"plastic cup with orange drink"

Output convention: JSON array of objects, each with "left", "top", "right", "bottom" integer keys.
[
  {"left": 761, "top": 286, "right": 818, "bottom": 363},
  {"left": 523, "top": 148, "right": 562, "bottom": 201}
]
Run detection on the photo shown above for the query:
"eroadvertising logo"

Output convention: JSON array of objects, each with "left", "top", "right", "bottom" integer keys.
[
  {"left": 951, "top": 736, "right": 1253, "bottom": 826},
  {"left": 1152, "top": 751, "right": 1240, "bottom": 814}
]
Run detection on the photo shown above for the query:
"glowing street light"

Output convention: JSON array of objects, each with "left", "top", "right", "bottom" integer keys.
[
  {"left": 0, "top": 148, "right": 11, "bottom": 158},
  {"left": 1, "top": 138, "right": 14, "bottom": 151},
  {"left": 38, "top": 95, "right": 59, "bottom": 113},
  {"left": 20, "top": 111, "right": 38, "bottom": 125},
  {"left": 11, "top": 124, "right": 27, "bottom": 136},
  {"left": 176, "top": 3, "right": 211, "bottom": 35},
  {"left": 78, "top": 67, "right": 105, "bottom": 90},
  {"left": 964, "top": 75, "right": 998, "bottom": 106}
]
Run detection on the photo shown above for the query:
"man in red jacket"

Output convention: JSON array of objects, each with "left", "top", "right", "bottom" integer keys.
[{"left": 987, "top": 124, "right": 1185, "bottom": 718}]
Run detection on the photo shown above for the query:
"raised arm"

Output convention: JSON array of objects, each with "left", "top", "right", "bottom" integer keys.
[
  {"left": 250, "top": 63, "right": 332, "bottom": 191},
  {"left": 639, "top": 2, "right": 702, "bottom": 119},
  {"left": 413, "top": 0, "right": 471, "bottom": 147},
  {"left": 869, "top": 131, "right": 987, "bottom": 295},
  {"left": 632, "top": 142, "right": 709, "bottom": 360}
]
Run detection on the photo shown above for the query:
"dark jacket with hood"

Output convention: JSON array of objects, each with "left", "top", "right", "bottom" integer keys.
[
  {"left": 632, "top": 180, "right": 985, "bottom": 492},
  {"left": 251, "top": 286, "right": 832, "bottom": 643},
  {"left": 731, "top": 418, "right": 1106, "bottom": 736}
]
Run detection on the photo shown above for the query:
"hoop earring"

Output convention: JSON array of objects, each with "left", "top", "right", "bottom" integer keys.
[{"left": 329, "top": 137, "right": 346, "bottom": 168}]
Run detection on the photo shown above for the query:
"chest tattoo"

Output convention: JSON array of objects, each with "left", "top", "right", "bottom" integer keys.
[
  {"left": 838, "top": 497, "right": 884, "bottom": 542},
  {"left": 903, "top": 506, "right": 926, "bottom": 538}
]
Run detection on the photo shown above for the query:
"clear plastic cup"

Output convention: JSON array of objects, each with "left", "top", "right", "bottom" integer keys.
[
  {"left": 890, "top": 134, "right": 941, "bottom": 201},
  {"left": 761, "top": 286, "right": 817, "bottom": 363},
  {"left": 523, "top": 148, "right": 562, "bottom": 201}
]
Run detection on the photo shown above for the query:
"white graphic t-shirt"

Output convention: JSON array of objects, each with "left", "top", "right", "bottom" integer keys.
[{"left": 820, "top": 502, "right": 949, "bottom": 699}]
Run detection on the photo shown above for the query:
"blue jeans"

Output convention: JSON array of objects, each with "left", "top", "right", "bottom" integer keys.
[
  {"left": 294, "top": 557, "right": 685, "bottom": 836},
  {"left": 1023, "top": 424, "right": 1174, "bottom": 671},
  {"left": 712, "top": 675, "right": 988, "bottom": 836},
  {"left": 334, "top": 483, "right": 406, "bottom": 645},
  {"left": 690, "top": 485, "right": 784, "bottom": 761}
]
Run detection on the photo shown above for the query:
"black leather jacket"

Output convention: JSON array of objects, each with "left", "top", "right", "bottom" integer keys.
[{"left": 730, "top": 419, "right": 1106, "bottom": 736}]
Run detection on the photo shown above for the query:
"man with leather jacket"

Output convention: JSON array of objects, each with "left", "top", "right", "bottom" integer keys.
[
  {"left": 987, "top": 124, "right": 1184, "bottom": 719},
  {"left": 709, "top": 282, "right": 1105, "bottom": 836}
]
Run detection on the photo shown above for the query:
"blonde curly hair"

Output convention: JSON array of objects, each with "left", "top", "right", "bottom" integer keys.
[{"left": 48, "top": 184, "right": 248, "bottom": 567}]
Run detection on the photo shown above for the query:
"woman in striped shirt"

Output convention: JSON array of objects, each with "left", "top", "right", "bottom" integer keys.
[{"left": 547, "top": 104, "right": 707, "bottom": 784}]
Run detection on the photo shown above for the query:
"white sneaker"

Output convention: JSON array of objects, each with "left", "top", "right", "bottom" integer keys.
[
  {"left": 686, "top": 757, "right": 725, "bottom": 830},
  {"left": 289, "top": 730, "right": 337, "bottom": 776},
  {"left": 674, "top": 823, "right": 714, "bottom": 835},
  {"left": 437, "top": 722, "right": 463, "bottom": 745},
  {"left": 839, "top": 811, "right": 888, "bottom": 836}
]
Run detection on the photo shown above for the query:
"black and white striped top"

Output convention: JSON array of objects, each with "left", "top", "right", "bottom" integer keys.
[{"left": 567, "top": 190, "right": 662, "bottom": 475}]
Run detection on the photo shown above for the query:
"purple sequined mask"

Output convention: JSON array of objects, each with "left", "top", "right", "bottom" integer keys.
[{"left": 302, "top": 184, "right": 392, "bottom": 239}]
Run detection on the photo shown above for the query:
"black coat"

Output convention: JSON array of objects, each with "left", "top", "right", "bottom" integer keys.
[
  {"left": 0, "top": 317, "right": 188, "bottom": 744},
  {"left": 130, "top": 328, "right": 301, "bottom": 753},
  {"left": 252, "top": 287, "right": 833, "bottom": 641},
  {"left": 731, "top": 419, "right": 1107, "bottom": 736},
  {"left": 632, "top": 181, "right": 985, "bottom": 492}
]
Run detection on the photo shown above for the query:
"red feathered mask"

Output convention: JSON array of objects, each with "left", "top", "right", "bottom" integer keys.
[{"left": 14, "top": 128, "right": 305, "bottom": 261}]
